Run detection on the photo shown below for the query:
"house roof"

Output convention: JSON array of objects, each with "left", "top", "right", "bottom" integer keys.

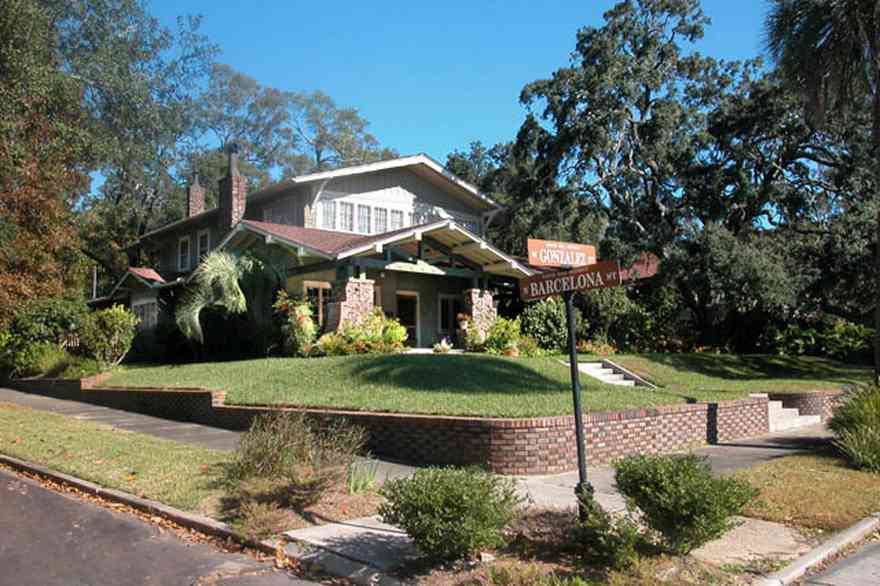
[
  {"left": 128, "top": 267, "right": 166, "bottom": 284},
  {"left": 219, "top": 219, "right": 532, "bottom": 278},
  {"left": 135, "top": 154, "right": 500, "bottom": 245},
  {"left": 246, "top": 154, "right": 501, "bottom": 211}
]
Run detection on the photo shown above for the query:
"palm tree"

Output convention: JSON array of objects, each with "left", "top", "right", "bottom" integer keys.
[
  {"left": 765, "top": 0, "right": 880, "bottom": 384},
  {"left": 176, "top": 247, "right": 289, "bottom": 348}
]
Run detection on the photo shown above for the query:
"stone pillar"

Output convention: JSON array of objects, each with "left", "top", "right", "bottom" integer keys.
[
  {"left": 325, "top": 278, "right": 375, "bottom": 331},
  {"left": 218, "top": 143, "right": 247, "bottom": 229},
  {"left": 463, "top": 288, "right": 497, "bottom": 337},
  {"left": 186, "top": 173, "right": 205, "bottom": 217}
]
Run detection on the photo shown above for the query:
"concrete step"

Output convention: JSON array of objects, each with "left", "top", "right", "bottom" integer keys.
[
  {"left": 595, "top": 373, "right": 626, "bottom": 382},
  {"left": 573, "top": 362, "right": 638, "bottom": 387},
  {"left": 770, "top": 415, "right": 821, "bottom": 432}
]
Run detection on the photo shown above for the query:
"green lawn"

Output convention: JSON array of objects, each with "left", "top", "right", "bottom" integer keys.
[
  {"left": 0, "top": 402, "right": 229, "bottom": 513},
  {"left": 105, "top": 353, "right": 871, "bottom": 418}
]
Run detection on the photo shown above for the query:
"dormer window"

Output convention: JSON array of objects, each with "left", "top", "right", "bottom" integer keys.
[
  {"left": 321, "top": 200, "right": 336, "bottom": 230},
  {"left": 375, "top": 208, "right": 388, "bottom": 234},
  {"left": 357, "top": 205, "right": 371, "bottom": 234},
  {"left": 390, "top": 210, "right": 403, "bottom": 231},
  {"left": 178, "top": 236, "right": 191, "bottom": 272},
  {"left": 340, "top": 202, "right": 354, "bottom": 232}
]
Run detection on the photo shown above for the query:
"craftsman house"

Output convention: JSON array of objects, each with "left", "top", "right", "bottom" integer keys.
[{"left": 105, "top": 146, "right": 533, "bottom": 347}]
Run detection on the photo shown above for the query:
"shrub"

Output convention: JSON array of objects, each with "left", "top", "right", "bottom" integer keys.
[
  {"left": 273, "top": 291, "right": 317, "bottom": 357},
  {"left": 10, "top": 297, "right": 89, "bottom": 346},
  {"left": 576, "top": 339, "right": 617, "bottom": 356},
  {"left": 521, "top": 298, "right": 578, "bottom": 352},
  {"left": 79, "top": 305, "right": 139, "bottom": 367},
  {"left": 229, "top": 412, "right": 366, "bottom": 507},
  {"left": 234, "top": 499, "right": 291, "bottom": 541},
  {"left": 315, "top": 309, "right": 408, "bottom": 356},
  {"left": 485, "top": 317, "right": 521, "bottom": 356},
  {"left": 7, "top": 340, "right": 68, "bottom": 378},
  {"left": 463, "top": 317, "right": 486, "bottom": 352},
  {"left": 770, "top": 319, "right": 873, "bottom": 363},
  {"left": 830, "top": 385, "right": 880, "bottom": 472},
  {"left": 576, "top": 486, "right": 640, "bottom": 570},
  {"left": 614, "top": 454, "right": 757, "bottom": 555},
  {"left": 379, "top": 467, "right": 522, "bottom": 561},
  {"left": 517, "top": 336, "right": 545, "bottom": 358}
]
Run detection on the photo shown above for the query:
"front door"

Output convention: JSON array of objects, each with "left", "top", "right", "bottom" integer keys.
[{"left": 396, "top": 292, "right": 419, "bottom": 347}]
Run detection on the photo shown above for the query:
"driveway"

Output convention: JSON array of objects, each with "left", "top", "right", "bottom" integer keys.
[{"left": 0, "top": 468, "right": 316, "bottom": 586}]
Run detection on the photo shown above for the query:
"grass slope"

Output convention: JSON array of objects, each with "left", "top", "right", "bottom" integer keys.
[
  {"left": 737, "top": 450, "right": 880, "bottom": 531},
  {"left": 0, "top": 402, "right": 228, "bottom": 512},
  {"left": 106, "top": 353, "right": 870, "bottom": 418}
]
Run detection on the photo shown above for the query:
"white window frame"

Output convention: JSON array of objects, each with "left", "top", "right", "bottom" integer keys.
[
  {"left": 357, "top": 204, "right": 372, "bottom": 234},
  {"left": 374, "top": 207, "right": 388, "bottom": 234},
  {"left": 390, "top": 209, "right": 404, "bottom": 231},
  {"left": 197, "top": 228, "right": 211, "bottom": 260},
  {"left": 178, "top": 236, "right": 191, "bottom": 271},
  {"left": 321, "top": 200, "right": 337, "bottom": 230},
  {"left": 132, "top": 299, "right": 159, "bottom": 330},
  {"left": 340, "top": 202, "right": 355, "bottom": 232}
]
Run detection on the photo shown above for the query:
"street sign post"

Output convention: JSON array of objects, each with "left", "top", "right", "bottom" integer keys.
[{"left": 519, "top": 255, "right": 624, "bottom": 518}]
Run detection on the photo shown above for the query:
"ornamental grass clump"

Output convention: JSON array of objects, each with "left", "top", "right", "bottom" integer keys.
[
  {"left": 379, "top": 467, "right": 523, "bottom": 562},
  {"left": 614, "top": 454, "right": 757, "bottom": 555},
  {"left": 830, "top": 384, "right": 880, "bottom": 473},
  {"left": 228, "top": 412, "right": 366, "bottom": 508}
]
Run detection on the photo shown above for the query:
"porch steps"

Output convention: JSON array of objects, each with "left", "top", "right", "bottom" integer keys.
[{"left": 768, "top": 400, "right": 821, "bottom": 432}]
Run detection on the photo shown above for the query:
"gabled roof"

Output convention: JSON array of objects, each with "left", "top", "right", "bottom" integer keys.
[
  {"left": 246, "top": 154, "right": 501, "bottom": 212},
  {"left": 128, "top": 267, "right": 166, "bottom": 284},
  {"left": 222, "top": 219, "right": 532, "bottom": 279},
  {"left": 103, "top": 267, "right": 178, "bottom": 302}
]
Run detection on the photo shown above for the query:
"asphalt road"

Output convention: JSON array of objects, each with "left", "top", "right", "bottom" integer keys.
[{"left": 0, "top": 469, "right": 316, "bottom": 586}]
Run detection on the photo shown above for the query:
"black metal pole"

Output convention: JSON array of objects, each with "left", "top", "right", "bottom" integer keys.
[{"left": 564, "top": 290, "right": 591, "bottom": 519}]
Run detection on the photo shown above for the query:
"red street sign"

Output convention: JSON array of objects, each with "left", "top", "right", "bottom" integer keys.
[
  {"left": 519, "top": 260, "right": 622, "bottom": 301},
  {"left": 527, "top": 238, "right": 597, "bottom": 269}
]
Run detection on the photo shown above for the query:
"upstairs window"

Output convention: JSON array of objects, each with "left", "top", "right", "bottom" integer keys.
[
  {"left": 321, "top": 200, "right": 337, "bottom": 230},
  {"left": 375, "top": 208, "right": 388, "bottom": 234},
  {"left": 178, "top": 236, "right": 191, "bottom": 272},
  {"left": 390, "top": 210, "right": 404, "bottom": 231},
  {"left": 408, "top": 212, "right": 416, "bottom": 227},
  {"left": 340, "top": 202, "right": 355, "bottom": 232},
  {"left": 357, "top": 205, "right": 372, "bottom": 234},
  {"left": 197, "top": 229, "right": 211, "bottom": 259}
]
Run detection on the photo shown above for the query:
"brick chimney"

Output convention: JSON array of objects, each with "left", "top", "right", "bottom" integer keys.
[
  {"left": 186, "top": 172, "right": 205, "bottom": 217},
  {"left": 218, "top": 142, "right": 247, "bottom": 229}
]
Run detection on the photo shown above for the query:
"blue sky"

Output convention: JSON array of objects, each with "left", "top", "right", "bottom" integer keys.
[{"left": 149, "top": 1, "right": 770, "bottom": 163}]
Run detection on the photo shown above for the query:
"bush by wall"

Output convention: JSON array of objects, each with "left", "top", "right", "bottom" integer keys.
[
  {"left": 830, "top": 384, "right": 880, "bottom": 472},
  {"left": 379, "top": 467, "right": 522, "bottom": 561},
  {"left": 316, "top": 309, "right": 407, "bottom": 356},
  {"left": 768, "top": 318, "right": 873, "bottom": 363},
  {"left": 576, "top": 486, "right": 640, "bottom": 570},
  {"left": 521, "top": 298, "right": 578, "bottom": 352},
  {"left": 79, "top": 305, "right": 139, "bottom": 367},
  {"left": 485, "top": 316, "right": 521, "bottom": 356},
  {"left": 9, "top": 297, "right": 89, "bottom": 346},
  {"left": 614, "top": 454, "right": 757, "bottom": 554}
]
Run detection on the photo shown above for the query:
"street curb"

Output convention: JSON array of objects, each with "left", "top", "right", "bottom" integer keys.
[
  {"left": 753, "top": 512, "right": 880, "bottom": 586},
  {"left": 0, "top": 454, "right": 278, "bottom": 557}
]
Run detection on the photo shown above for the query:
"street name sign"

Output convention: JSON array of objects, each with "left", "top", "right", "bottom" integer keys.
[
  {"left": 527, "top": 239, "right": 597, "bottom": 269},
  {"left": 519, "top": 260, "right": 622, "bottom": 302}
]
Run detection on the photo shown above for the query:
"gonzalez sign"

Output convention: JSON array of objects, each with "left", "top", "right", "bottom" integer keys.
[
  {"left": 527, "top": 239, "right": 596, "bottom": 269},
  {"left": 519, "top": 260, "right": 622, "bottom": 302}
]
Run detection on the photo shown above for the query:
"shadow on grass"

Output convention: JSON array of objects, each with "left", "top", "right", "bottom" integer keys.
[
  {"left": 639, "top": 353, "right": 869, "bottom": 385},
  {"left": 348, "top": 354, "right": 570, "bottom": 396}
]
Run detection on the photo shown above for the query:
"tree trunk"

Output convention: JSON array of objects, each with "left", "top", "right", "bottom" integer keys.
[{"left": 875, "top": 208, "right": 880, "bottom": 386}]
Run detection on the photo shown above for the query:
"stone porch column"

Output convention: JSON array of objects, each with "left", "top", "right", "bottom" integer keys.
[
  {"left": 463, "top": 288, "right": 497, "bottom": 337},
  {"left": 325, "top": 278, "right": 375, "bottom": 332}
]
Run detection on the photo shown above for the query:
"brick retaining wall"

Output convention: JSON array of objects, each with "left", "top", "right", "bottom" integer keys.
[
  {"left": 767, "top": 390, "right": 846, "bottom": 422},
  {"left": 7, "top": 379, "right": 805, "bottom": 475}
]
